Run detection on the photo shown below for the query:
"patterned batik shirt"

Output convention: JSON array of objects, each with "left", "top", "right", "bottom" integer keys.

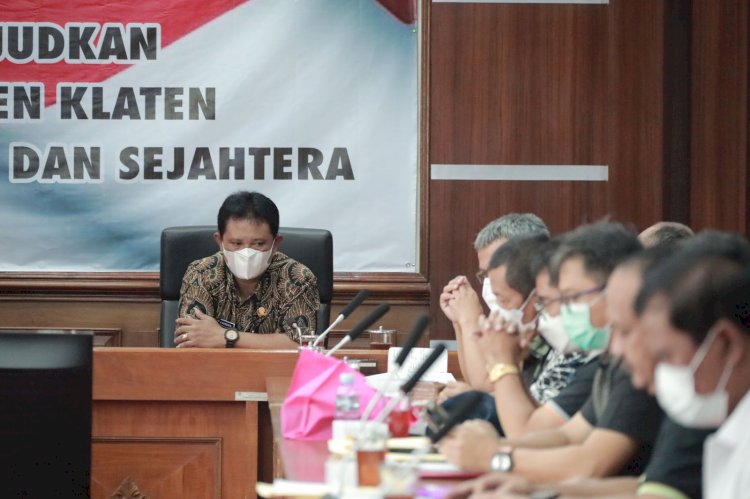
[
  {"left": 178, "top": 251, "right": 320, "bottom": 342},
  {"left": 528, "top": 350, "right": 593, "bottom": 403}
]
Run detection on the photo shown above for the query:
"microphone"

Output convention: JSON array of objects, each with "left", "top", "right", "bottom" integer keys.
[
  {"left": 326, "top": 303, "right": 390, "bottom": 356},
  {"left": 394, "top": 315, "right": 430, "bottom": 366},
  {"left": 399, "top": 343, "right": 447, "bottom": 395},
  {"left": 361, "top": 315, "right": 430, "bottom": 420},
  {"left": 313, "top": 290, "right": 370, "bottom": 347},
  {"left": 375, "top": 344, "right": 447, "bottom": 423},
  {"left": 428, "top": 391, "right": 484, "bottom": 444}
]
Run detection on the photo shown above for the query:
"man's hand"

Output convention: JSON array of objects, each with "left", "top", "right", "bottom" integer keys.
[
  {"left": 448, "top": 283, "right": 484, "bottom": 327},
  {"left": 444, "top": 472, "right": 520, "bottom": 499},
  {"left": 477, "top": 311, "right": 523, "bottom": 366},
  {"left": 438, "top": 420, "right": 502, "bottom": 473},
  {"left": 491, "top": 475, "right": 537, "bottom": 497},
  {"left": 174, "top": 309, "right": 226, "bottom": 348},
  {"left": 440, "top": 276, "right": 470, "bottom": 323},
  {"left": 438, "top": 381, "right": 474, "bottom": 404}
]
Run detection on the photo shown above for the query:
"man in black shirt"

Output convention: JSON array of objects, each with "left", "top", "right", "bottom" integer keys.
[
  {"left": 445, "top": 240, "right": 709, "bottom": 499},
  {"left": 440, "top": 222, "right": 660, "bottom": 481}
]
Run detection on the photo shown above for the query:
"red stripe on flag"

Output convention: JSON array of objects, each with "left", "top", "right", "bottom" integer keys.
[{"left": 0, "top": 0, "right": 248, "bottom": 105}]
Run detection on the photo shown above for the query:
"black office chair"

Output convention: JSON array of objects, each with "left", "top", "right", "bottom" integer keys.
[{"left": 159, "top": 226, "right": 333, "bottom": 348}]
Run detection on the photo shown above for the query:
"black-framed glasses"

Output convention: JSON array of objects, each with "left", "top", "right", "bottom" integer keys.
[{"left": 558, "top": 284, "right": 606, "bottom": 307}]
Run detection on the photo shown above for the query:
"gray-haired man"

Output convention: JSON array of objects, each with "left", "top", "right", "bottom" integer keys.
[{"left": 439, "top": 213, "right": 550, "bottom": 392}]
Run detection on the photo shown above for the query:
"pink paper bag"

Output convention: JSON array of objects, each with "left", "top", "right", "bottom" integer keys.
[{"left": 281, "top": 348, "right": 383, "bottom": 440}]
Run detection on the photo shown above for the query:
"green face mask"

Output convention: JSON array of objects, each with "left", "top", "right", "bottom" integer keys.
[{"left": 560, "top": 302, "right": 610, "bottom": 351}]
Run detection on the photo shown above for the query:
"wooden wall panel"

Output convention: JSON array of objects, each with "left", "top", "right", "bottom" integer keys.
[
  {"left": 605, "top": 0, "right": 666, "bottom": 228},
  {"left": 690, "top": 0, "right": 749, "bottom": 233},
  {"left": 431, "top": 4, "right": 608, "bottom": 164},
  {"left": 0, "top": 300, "right": 160, "bottom": 346},
  {"left": 0, "top": 297, "right": 428, "bottom": 347},
  {"left": 428, "top": 1, "right": 668, "bottom": 338}
]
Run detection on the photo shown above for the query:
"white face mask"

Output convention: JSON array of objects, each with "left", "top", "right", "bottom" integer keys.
[
  {"left": 222, "top": 241, "right": 275, "bottom": 280},
  {"left": 482, "top": 277, "right": 500, "bottom": 312},
  {"left": 538, "top": 312, "right": 576, "bottom": 353},
  {"left": 654, "top": 327, "right": 732, "bottom": 429},
  {"left": 496, "top": 289, "right": 536, "bottom": 333}
]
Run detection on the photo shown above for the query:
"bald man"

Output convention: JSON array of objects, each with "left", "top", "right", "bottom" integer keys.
[{"left": 638, "top": 222, "right": 694, "bottom": 248}]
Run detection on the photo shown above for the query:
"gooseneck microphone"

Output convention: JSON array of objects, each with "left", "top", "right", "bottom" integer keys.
[
  {"left": 326, "top": 303, "right": 390, "bottom": 356},
  {"left": 375, "top": 344, "right": 447, "bottom": 423},
  {"left": 428, "top": 391, "right": 484, "bottom": 443},
  {"left": 313, "top": 290, "right": 370, "bottom": 347},
  {"left": 361, "top": 315, "right": 430, "bottom": 420},
  {"left": 394, "top": 315, "right": 430, "bottom": 366}
]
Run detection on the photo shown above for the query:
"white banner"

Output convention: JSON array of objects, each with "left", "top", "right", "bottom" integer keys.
[{"left": 0, "top": 0, "right": 419, "bottom": 272}]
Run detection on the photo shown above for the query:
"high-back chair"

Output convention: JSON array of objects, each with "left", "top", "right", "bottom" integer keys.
[{"left": 159, "top": 226, "right": 333, "bottom": 348}]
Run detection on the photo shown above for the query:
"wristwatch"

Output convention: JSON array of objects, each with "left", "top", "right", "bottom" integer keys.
[
  {"left": 529, "top": 491, "right": 561, "bottom": 499},
  {"left": 487, "top": 362, "right": 520, "bottom": 383},
  {"left": 224, "top": 328, "right": 239, "bottom": 348},
  {"left": 489, "top": 446, "right": 513, "bottom": 472}
]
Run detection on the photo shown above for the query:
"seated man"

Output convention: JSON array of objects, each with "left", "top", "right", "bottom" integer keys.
[
  {"left": 440, "top": 222, "right": 661, "bottom": 482},
  {"left": 448, "top": 241, "right": 717, "bottom": 499},
  {"left": 441, "top": 236, "right": 597, "bottom": 438},
  {"left": 637, "top": 233, "right": 750, "bottom": 499},
  {"left": 637, "top": 221, "right": 694, "bottom": 247},
  {"left": 174, "top": 191, "right": 319, "bottom": 348},
  {"left": 440, "top": 213, "right": 550, "bottom": 392}
]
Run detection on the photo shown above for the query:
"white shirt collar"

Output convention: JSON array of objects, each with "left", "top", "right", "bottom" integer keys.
[{"left": 713, "top": 389, "right": 750, "bottom": 445}]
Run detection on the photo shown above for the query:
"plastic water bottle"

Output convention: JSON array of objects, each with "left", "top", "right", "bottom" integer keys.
[{"left": 334, "top": 372, "right": 360, "bottom": 420}]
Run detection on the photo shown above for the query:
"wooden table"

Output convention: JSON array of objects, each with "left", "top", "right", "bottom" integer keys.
[
  {"left": 92, "top": 348, "right": 461, "bottom": 498},
  {"left": 265, "top": 376, "right": 463, "bottom": 497},
  {"left": 91, "top": 348, "right": 461, "bottom": 498}
]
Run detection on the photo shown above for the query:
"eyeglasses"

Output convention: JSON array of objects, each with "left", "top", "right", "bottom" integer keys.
[
  {"left": 558, "top": 284, "right": 606, "bottom": 307},
  {"left": 533, "top": 296, "right": 560, "bottom": 314},
  {"left": 475, "top": 269, "right": 488, "bottom": 285}
]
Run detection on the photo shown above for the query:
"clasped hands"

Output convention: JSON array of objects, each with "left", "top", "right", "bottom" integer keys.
[
  {"left": 174, "top": 308, "right": 226, "bottom": 348},
  {"left": 440, "top": 275, "right": 531, "bottom": 367}
]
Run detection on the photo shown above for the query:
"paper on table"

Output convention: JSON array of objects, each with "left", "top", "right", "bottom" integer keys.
[
  {"left": 386, "top": 451, "right": 446, "bottom": 463},
  {"left": 417, "top": 462, "right": 481, "bottom": 479},
  {"left": 328, "top": 436, "right": 432, "bottom": 456},
  {"left": 256, "top": 479, "right": 382, "bottom": 498},
  {"left": 256, "top": 479, "right": 331, "bottom": 498},
  {"left": 387, "top": 436, "right": 431, "bottom": 450},
  {"left": 387, "top": 347, "right": 449, "bottom": 379},
  {"left": 366, "top": 371, "right": 456, "bottom": 395}
]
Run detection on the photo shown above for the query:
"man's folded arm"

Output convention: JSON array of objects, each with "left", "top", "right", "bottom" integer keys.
[{"left": 512, "top": 427, "right": 639, "bottom": 482}]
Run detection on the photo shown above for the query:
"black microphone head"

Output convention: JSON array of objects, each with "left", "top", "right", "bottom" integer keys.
[
  {"left": 339, "top": 290, "right": 370, "bottom": 318},
  {"left": 394, "top": 315, "right": 430, "bottom": 366},
  {"left": 347, "top": 303, "right": 390, "bottom": 341},
  {"left": 429, "top": 391, "right": 484, "bottom": 444},
  {"left": 399, "top": 344, "right": 447, "bottom": 395}
]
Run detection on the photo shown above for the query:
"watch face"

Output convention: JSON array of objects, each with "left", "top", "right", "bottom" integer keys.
[
  {"left": 492, "top": 452, "right": 512, "bottom": 472},
  {"left": 226, "top": 329, "right": 239, "bottom": 341}
]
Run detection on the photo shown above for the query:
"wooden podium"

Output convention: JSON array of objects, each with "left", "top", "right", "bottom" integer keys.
[{"left": 90, "top": 348, "right": 396, "bottom": 499}]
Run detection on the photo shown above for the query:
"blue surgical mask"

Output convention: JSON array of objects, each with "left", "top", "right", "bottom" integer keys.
[{"left": 560, "top": 296, "right": 609, "bottom": 351}]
